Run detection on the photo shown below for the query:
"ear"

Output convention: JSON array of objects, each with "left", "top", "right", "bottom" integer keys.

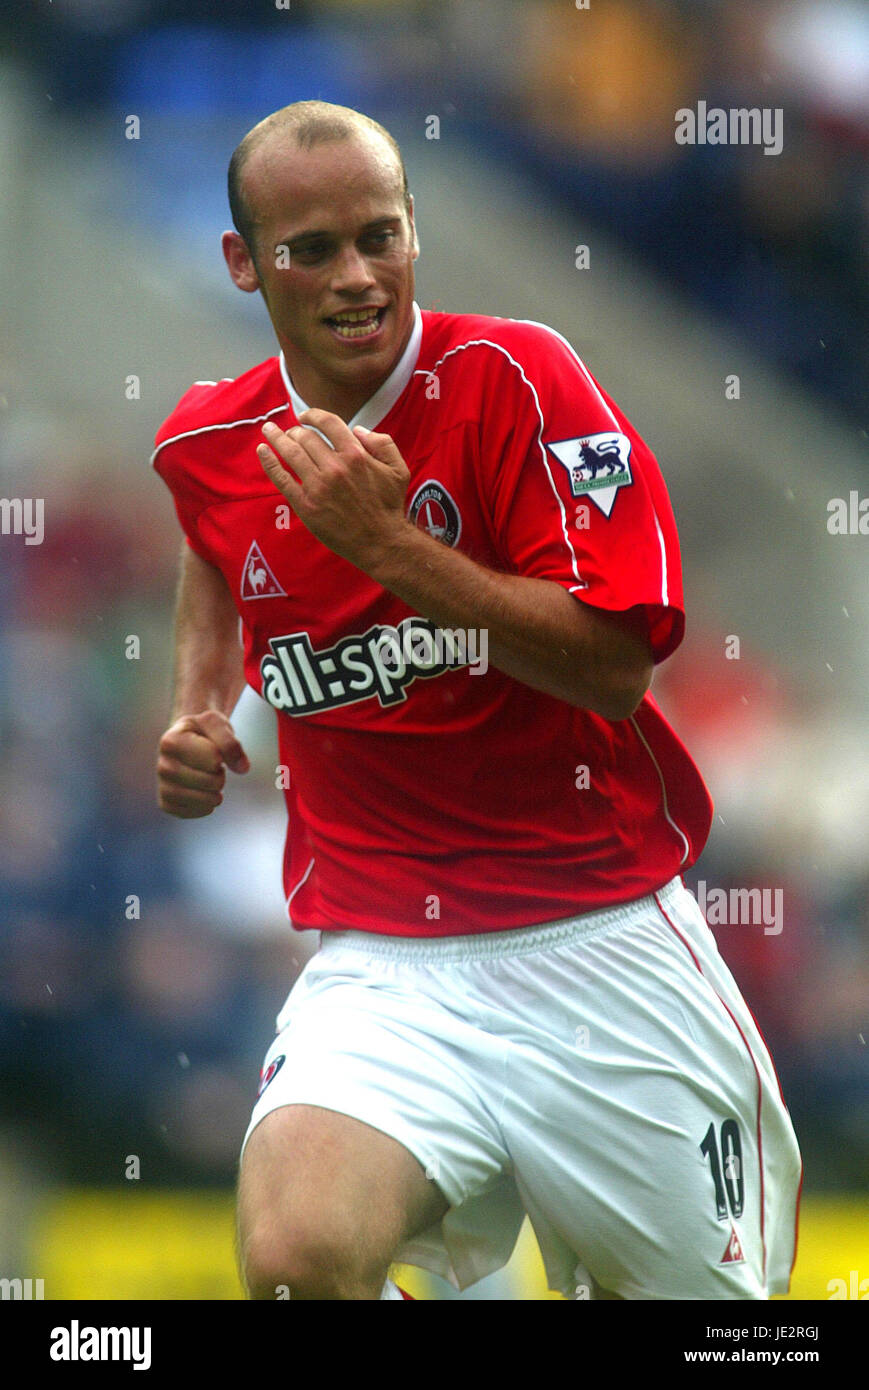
[
  {"left": 407, "top": 195, "right": 420, "bottom": 261},
  {"left": 222, "top": 230, "right": 260, "bottom": 293}
]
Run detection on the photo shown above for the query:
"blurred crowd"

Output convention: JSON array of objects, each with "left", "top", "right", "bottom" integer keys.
[
  {"left": 4, "top": 0, "right": 866, "bottom": 422},
  {"left": 457, "top": 0, "right": 868, "bottom": 426}
]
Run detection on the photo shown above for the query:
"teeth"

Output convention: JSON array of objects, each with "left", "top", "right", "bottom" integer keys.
[{"left": 330, "top": 310, "right": 382, "bottom": 338}]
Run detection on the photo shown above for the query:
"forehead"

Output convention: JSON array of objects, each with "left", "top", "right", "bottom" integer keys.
[{"left": 242, "top": 132, "right": 405, "bottom": 237}]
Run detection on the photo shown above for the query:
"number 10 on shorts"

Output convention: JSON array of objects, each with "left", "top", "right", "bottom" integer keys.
[{"left": 700, "top": 1119, "right": 745, "bottom": 1220}]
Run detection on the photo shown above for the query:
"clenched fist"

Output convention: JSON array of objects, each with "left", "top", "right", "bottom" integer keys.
[{"left": 157, "top": 710, "right": 250, "bottom": 818}]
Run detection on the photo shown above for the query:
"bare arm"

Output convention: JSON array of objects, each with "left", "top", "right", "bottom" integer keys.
[
  {"left": 169, "top": 541, "right": 247, "bottom": 719},
  {"left": 369, "top": 524, "right": 652, "bottom": 720},
  {"left": 157, "top": 542, "right": 250, "bottom": 818},
  {"left": 258, "top": 412, "right": 653, "bottom": 721}
]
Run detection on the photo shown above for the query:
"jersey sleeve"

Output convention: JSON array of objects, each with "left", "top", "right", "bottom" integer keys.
[
  {"left": 151, "top": 387, "right": 219, "bottom": 565},
  {"left": 483, "top": 324, "right": 686, "bottom": 664}
]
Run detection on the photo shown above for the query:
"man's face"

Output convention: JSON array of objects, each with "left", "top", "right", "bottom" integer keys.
[{"left": 228, "top": 132, "right": 419, "bottom": 419}]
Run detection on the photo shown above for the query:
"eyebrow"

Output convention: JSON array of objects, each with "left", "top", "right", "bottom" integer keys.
[{"left": 277, "top": 217, "right": 402, "bottom": 246}]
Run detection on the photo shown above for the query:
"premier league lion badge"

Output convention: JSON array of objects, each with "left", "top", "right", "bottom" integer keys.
[{"left": 546, "top": 431, "right": 633, "bottom": 517}]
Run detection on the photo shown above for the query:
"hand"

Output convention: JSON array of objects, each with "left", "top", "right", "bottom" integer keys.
[
  {"left": 157, "top": 711, "right": 250, "bottom": 819},
  {"left": 256, "top": 408, "right": 412, "bottom": 572}
]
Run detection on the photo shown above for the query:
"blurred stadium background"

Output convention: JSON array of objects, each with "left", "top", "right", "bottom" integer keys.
[{"left": 0, "top": 0, "right": 866, "bottom": 1300}]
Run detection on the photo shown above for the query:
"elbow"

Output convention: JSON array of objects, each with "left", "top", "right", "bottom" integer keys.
[{"left": 586, "top": 659, "right": 653, "bottom": 722}]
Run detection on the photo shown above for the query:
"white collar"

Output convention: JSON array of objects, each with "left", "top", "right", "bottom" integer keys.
[{"left": 279, "top": 301, "right": 422, "bottom": 433}]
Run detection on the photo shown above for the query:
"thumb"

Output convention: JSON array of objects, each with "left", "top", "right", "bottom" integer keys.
[{"left": 182, "top": 711, "right": 251, "bottom": 775}]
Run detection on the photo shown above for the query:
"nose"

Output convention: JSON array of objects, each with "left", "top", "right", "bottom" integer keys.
[{"left": 330, "top": 242, "right": 377, "bottom": 294}]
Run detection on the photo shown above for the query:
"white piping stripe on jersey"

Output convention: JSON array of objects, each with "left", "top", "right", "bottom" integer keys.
[
  {"left": 286, "top": 856, "right": 315, "bottom": 919},
  {"left": 629, "top": 713, "right": 691, "bottom": 866},
  {"left": 514, "top": 318, "right": 622, "bottom": 429},
  {"left": 514, "top": 317, "right": 671, "bottom": 611},
  {"left": 412, "top": 340, "right": 585, "bottom": 589},
  {"left": 148, "top": 402, "right": 290, "bottom": 468},
  {"left": 653, "top": 509, "right": 669, "bottom": 607}
]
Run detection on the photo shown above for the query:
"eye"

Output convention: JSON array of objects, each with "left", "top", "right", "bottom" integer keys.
[
  {"left": 364, "top": 230, "right": 396, "bottom": 249},
  {"left": 293, "top": 243, "right": 329, "bottom": 262}
]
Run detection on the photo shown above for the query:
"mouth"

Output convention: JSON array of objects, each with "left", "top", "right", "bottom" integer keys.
[{"left": 323, "top": 306, "right": 388, "bottom": 341}]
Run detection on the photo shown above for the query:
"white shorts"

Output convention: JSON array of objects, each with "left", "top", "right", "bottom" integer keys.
[{"left": 242, "top": 876, "right": 801, "bottom": 1300}]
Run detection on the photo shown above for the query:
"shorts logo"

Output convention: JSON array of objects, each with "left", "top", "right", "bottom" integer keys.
[
  {"left": 546, "top": 432, "right": 633, "bottom": 517},
  {"left": 720, "top": 1226, "right": 745, "bottom": 1264},
  {"left": 408, "top": 480, "right": 461, "bottom": 547},
  {"left": 241, "top": 540, "right": 286, "bottom": 600},
  {"left": 256, "top": 1054, "right": 285, "bottom": 1099}
]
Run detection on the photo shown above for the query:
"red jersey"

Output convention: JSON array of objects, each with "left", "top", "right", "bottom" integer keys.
[{"left": 153, "top": 304, "right": 713, "bottom": 936}]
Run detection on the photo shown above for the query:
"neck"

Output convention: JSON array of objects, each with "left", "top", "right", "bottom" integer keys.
[
  {"left": 286, "top": 378, "right": 381, "bottom": 423},
  {"left": 279, "top": 304, "right": 419, "bottom": 425}
]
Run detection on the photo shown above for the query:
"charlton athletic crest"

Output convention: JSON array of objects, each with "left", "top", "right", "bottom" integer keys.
[
  {"left": 408, "top": 480, "right": 461, "bottom": 547},
  {"left": 547, "top": 431, "right": 633, "bottom": 518}
]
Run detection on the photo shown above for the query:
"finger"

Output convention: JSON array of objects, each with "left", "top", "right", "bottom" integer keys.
[
  {"left": 257, "top": 442, "right": 305, "bottom": 512},
  {"left": 157, "top": 755, "right": 226, "bottom": 793},
  {"left": 261, "top": 420, "right": 320, "bottom": 479},
  {"left": 351, "top": 425, "right": 405, "bottom": 468},
  {"left": 158, "top": 788, "right": 223, "bottom": 819},
  {"left": 281, "top": 426, "right": 338, "bottom": 472},
  {"left": 297, "top": 408, "right": 358, "bottom": 455},
  {"left": 161, "top": 728, "right": 225, "bottom": 774},
  {"left": 191, "top": 711, "right": 251, "bottom": 774}
]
